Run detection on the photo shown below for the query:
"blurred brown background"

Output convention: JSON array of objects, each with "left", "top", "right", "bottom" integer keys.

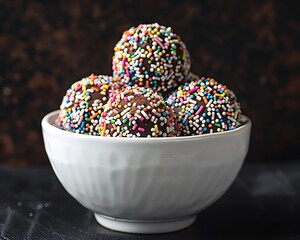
[{"left": 0, "top": 0, "right": 299, "bottom": 166}]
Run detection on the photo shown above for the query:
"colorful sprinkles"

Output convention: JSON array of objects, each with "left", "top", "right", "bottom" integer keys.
[
  {"left": 99, "top": 86, "right": 175, "bottom": 137},
  {"left": 57, "top": 74, "right": 118, "bottom": 135},
  {"left": 167, "top": 73, "right": 242, "bottom": 136},
  {"left": 112, "top": 23, "right": 191, "bottom": 94},
  {"left": 56, "top": 23, "right": 244, "bottom": 137}
]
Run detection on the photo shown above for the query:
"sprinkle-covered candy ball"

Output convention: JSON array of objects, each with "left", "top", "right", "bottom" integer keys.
[
  {"left": 112, "top": 23, "right": 191, "bottom": 95},
  {"left": 167, "top": 74, "right": 242, "bottom": 136},
  {"left": 57, "top": 74, "right": 118, "bottom": 135},
  {"left": 100, "top": 86, "right": 175, "bottom": 137}
]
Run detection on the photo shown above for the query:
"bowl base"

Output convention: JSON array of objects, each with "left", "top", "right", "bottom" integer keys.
[{"left": 94, "top": 213, "right": 197, "bottom": 234}]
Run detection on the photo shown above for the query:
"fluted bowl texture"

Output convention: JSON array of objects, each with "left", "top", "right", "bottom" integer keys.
[{"left": 42, "top": 110, "right": 251, "bottom": 221}]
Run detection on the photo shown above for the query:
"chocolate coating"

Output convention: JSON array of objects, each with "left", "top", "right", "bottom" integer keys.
[
  {"left": 100, "top": 86, "right": 175, "bottom": 137},
  {"left": 112, "top": 23, "right": 191, "bottom": 95},
  {"left": 167, "top": 73, "right": 242, "bottom": 136},
  {"left": 57, "top": 74, "right": 118, "bottom": 135}
]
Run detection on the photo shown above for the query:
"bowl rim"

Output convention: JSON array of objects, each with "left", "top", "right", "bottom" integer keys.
[{"left": 42, "top": 110, "right": 251, "bottom": 143}]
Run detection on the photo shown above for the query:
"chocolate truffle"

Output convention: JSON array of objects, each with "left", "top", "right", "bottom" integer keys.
[
  {"left": 99, "top": 86, "right": 175, "bottom": 137},
  {"left": 167, "top": 74, "right": 242, "bottom": 136},
  {"left": 57, "top": 74, "right": 118, "bottom": 135},
  {"left": 112, "top": 23, "right": 191, "bottom": 95}
]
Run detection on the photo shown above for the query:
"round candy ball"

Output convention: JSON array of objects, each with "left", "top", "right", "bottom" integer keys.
[
  {"left": 167, "top": 74, "right": 242, "bottom": 136},
  {"left": 99, "top": 86, "right": 176, "bottom": 137},
  {"left": 57, "top": 74, "right": 118, "bottom": 135},
  {"left": 112, "top": 23, "right": 191, "bottom": 95}
]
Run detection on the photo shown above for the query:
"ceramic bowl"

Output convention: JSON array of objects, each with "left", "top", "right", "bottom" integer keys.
[{"left": 41, "top": 110, "right": 251, "bottom": 234}]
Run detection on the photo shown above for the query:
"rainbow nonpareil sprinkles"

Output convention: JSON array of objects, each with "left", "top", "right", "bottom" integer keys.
[
  {"left": 112, "top": 23, "right": 191, "bottom": 95},
  {"left": 100, "top": 86, "right": 176, "bottom": 137},
  {"left": 55, "top": 23, "right": 245, "bottom": 138},
  {"left": 167, "top": 73, "right": 242, "bottom": 136},
  {"left": 57, "top": 74, "right": 118, "bottom": 135}
]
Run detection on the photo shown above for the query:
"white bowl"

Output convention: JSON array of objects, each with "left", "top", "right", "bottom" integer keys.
[{"left": 41, "top": 110, "right": 251, "bottom": 234}]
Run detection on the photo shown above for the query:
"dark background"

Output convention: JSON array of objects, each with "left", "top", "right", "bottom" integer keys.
[{"left": 0, "top": 0, "right": 299, "bottom": 166}]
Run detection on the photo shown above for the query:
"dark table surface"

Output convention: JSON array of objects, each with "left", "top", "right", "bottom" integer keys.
[{"left": 1, "top": 161, "right": 300, "bottom": 240}]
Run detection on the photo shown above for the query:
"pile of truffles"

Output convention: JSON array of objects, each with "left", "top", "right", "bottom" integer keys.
[{"left": 57, "top": 23, "right": 242, "bottom": 138}]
